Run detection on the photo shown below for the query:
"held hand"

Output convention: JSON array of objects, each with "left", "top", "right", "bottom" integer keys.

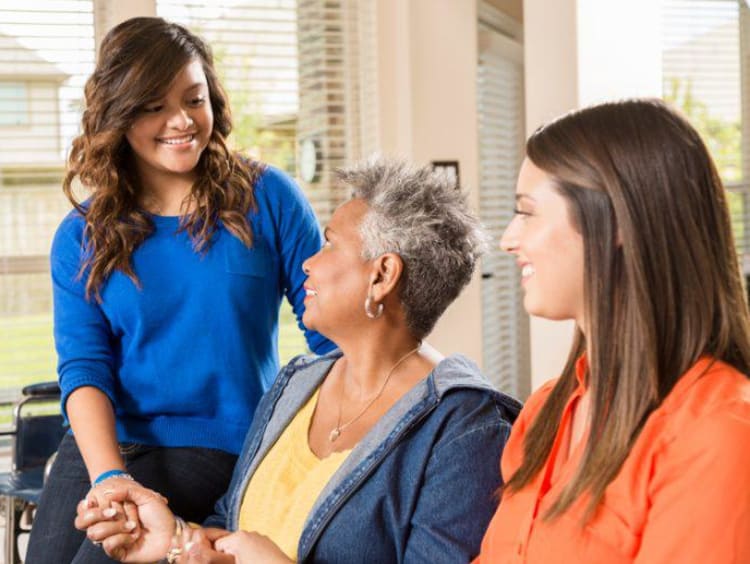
[
  {"left": 76, "top": 482, "right": 174, "bottom": 562},
  {"left": 85, "top": 476, "right": 146, "bottom": 540},
  {"left": 85, "top": 475, "right": 143, "bottom": 511},
  {"left": 214, "top": 531, "right": 294, "bottom": 564},
  {"left": 178, "top": 527, "right": 234, "bottom": 563}
]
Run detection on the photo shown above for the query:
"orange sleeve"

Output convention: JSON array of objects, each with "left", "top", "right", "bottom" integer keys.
[{"left": 635, "top": 405, "right": 750, "bottom": 563}]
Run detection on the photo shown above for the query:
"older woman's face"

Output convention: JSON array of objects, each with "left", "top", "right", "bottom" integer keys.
[{"left": 301, "top": 198, "right": 372, "bottom": 336}]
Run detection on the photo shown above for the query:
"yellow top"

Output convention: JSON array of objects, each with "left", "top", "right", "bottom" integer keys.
[{"left": 238, "top": 388, "right": 352, "bottom": 560}]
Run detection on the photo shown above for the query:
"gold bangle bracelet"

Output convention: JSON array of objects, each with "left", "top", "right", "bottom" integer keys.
[{"left": 165, "top": 516, "right": 186, "bottom": 563}]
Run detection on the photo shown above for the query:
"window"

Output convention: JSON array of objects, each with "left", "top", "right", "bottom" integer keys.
[
  {"left": 0, "top": 2, "right": 95, "bottom": 407},
  {"left": 157, "top": 0, "right": 299, "bottom": 173},
  {"left": 0, "top": 82, "right": 29, "bottom": 126},
  {"left": 662, "top": 1, "right": 740, "bottom": 178},
  {"left": 662, "top": 1, "right": 744, "bottom": 253}
]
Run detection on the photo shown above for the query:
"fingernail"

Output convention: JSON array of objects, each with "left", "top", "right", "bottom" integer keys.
[
  {"left": 184, "top": 541, "right": 194, "bottom": 552},
  {"left": 102, "top": 508, "right": 117, "bottom": 518},
  {"left": 84, "top": 511, "right": 95, "bottom": 520},
  {"left": 124, "top": 520, "right": 136, "bottom": 530}
]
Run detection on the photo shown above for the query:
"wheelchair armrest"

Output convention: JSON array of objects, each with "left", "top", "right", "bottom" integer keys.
[{"left": 21, "top": 382, "right": 61, "bottom": 398}]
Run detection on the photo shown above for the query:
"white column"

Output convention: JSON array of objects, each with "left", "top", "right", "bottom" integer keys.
[
  {"left": 94, "top": 0, "right": 157, "bottom": 53},
  {"left": 523, "top": 0, "right": 663, "bottom": 389},
  {"left": 376, "top": 0, "right": 484, "bottom": 365}
]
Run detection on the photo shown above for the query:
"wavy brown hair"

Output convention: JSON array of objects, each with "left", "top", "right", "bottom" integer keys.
[
  {"left": 64, "top": 17, "right": 263, "bottom": 300},
  {"left": 505, "top": 99, "right": 750, "bottom": 521}
]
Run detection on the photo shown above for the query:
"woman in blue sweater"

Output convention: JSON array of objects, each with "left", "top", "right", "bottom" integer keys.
[{"left": 27, "top": 17, "right": 332, "bottom": 563}]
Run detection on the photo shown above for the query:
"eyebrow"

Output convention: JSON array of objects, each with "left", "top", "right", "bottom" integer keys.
[{"left": 515, "top": 194, "right": 535, "bottom": 203}]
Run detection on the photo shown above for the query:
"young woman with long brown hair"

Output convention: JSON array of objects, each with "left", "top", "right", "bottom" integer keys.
[
  {"left": 27, "top": 17, "right": 332, "bottom": 563},
  {"left": 475, "top": 99, "right": 750, "bottom": 563}
]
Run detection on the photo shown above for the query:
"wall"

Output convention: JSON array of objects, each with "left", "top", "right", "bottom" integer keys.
[
  {"left": 376, "top": 0, "right": 485, "bottom": 363},
  {"left": 523, "top": 0, "right": 662, "bottom": 388}
]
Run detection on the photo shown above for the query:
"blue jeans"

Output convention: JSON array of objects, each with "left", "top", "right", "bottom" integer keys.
[{"left": 26, "top": 433, "right": 237, "bottom": 564}]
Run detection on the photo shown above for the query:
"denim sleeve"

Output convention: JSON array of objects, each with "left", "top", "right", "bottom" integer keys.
[
  {"left": 260, "top": 167, "right": 335, "bottom": 355},
  {"left": 203, "top": 494, "right": 230, "bottom": 529},
  {"left": 51, "top": 217, "right": 117, "bottom": 421},
  {"left": 403, "top": 417, "right": 511, "bottom": 564}
]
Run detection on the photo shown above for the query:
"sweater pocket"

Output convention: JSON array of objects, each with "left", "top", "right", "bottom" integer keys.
[{"left": 224, "top": 237, "right": 271, "bottom": 278}]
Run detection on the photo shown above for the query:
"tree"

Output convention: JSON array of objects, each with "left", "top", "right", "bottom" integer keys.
[{"left": 664, "top": 77, "right": 741, "bottom": 182}]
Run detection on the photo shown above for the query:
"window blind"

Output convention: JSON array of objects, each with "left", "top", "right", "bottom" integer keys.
[
  {"left": 157, "top": 0, "right": 299, "bottom": 172},
  {"left": 0, "top": 1, "right": 94, "bottom": 402},
  {"left": 662, "top": 1, "right": 745, "bottom": 258},
  {"left": 477, "top": 4, "right": 530, "bottom": 398}
]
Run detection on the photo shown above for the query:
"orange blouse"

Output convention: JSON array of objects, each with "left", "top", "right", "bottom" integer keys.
[{"left": 474, "top": 356, "right": 750, "bottom": 564}]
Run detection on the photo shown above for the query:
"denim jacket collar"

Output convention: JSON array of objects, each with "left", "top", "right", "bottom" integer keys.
[{"left": 227, "top": 348, "right": 499, "bottom": 561}]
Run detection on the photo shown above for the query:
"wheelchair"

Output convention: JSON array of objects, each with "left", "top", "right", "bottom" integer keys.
[{"left": 0, "top": 381, "right": 64, "bottom": 564}]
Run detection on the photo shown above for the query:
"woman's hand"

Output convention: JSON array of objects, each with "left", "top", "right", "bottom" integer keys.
[
  {"left": 214, "top": 531, "right": 294, "bottom": 564},
  {"left": 178, "top": 527, "right": 234, "bottom": 563},
  {"left": 75, "top": 482, "right": 173, "bottom": 562},
  {"left": 84, "top": 476, "right": 142, "bottom": 537}
]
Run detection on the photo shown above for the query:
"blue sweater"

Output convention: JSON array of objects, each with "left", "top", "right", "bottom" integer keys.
[{"left": 51, "top": 166, "right": 334, "bottom": 455}]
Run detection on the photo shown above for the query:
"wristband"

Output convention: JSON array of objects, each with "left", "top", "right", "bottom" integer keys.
[
  {"left": 92, "top": 469, "right": 133, "bottom": 486},
  {"left": 166, "top": 516, "right": 187, "bottom": 563}
]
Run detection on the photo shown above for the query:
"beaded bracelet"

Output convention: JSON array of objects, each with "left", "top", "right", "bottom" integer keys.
[
  {"left": 92, "top": 469, "right": 134, "bottom": 487},
  {"left": 165, "top": 516, "right": 187, "bottom": 563}
]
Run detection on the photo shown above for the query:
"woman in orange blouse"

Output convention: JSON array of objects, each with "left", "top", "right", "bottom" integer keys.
[{"left": 476, "top": 99, "right": 750, "bottom": 563}]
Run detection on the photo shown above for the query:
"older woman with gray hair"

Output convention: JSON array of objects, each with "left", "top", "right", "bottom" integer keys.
[{"left": 75, "top": 157, "right": 521, "bottom": 564}]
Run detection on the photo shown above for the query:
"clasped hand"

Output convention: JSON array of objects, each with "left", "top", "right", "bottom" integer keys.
[{"left": 74, "top": 482, "right": 292, "bottom": 563}]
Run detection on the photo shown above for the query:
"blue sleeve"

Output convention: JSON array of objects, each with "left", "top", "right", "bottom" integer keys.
[
  {"left": 259, "top": 167, "right": 336, "bottom": 354},
  {"left": 403, "top": 407, "right": 511, "bottom": 563},
  {"left": 50, "top": 213, "right": 117, "bottom": 420}
]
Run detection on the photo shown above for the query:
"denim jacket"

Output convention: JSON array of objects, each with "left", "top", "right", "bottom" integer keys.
[{"left": 205, "top": 350, "right": 521, "bottom": 563}]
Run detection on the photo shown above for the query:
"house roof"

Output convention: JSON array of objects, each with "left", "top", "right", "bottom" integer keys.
[{"left": 0, "top": 32, "right": 70, "bottom": 82}]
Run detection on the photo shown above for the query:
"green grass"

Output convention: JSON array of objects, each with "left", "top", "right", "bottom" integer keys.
[
  {"left": 0, "top": 314, "right": 57, "bottom": 391},
  {"left": 278, "top": 300, "right": 311, "bottom": 364}
]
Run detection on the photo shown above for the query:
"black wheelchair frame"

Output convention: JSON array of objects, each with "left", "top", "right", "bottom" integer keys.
[{"left": 0, "top": 382, "right": 63, "bottom": 564}]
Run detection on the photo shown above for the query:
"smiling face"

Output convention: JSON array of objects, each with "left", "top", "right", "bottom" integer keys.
[
  {"left": 125, "top": 58, "right": 213, "bottom": 190},
  {"left": 301, "top": 198, "right": 373, "bottom": 337},
  {"left": 500, "top": 158, "right": 586, "bottom": 327}
]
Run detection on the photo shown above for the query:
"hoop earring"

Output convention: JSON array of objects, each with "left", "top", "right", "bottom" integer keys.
[{"left": 364, "top": 295, "right": 384, "bottom": 319}]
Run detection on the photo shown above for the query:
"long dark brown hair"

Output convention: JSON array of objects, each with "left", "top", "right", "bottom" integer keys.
[
  {"left": 64, "top": 17, "right": 263, "bottom": 300},
  {"left": 505, "top": 99, "right": 750, "bottom": 520}
]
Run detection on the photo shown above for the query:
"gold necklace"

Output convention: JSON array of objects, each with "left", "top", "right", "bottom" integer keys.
[{"left": 329, "top": 344, "right": 421, "bottom": 442}]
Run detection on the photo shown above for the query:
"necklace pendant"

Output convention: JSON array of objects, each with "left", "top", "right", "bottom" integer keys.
[{"left": 329, "top": 428, "right": 341, "bottom": 442}]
